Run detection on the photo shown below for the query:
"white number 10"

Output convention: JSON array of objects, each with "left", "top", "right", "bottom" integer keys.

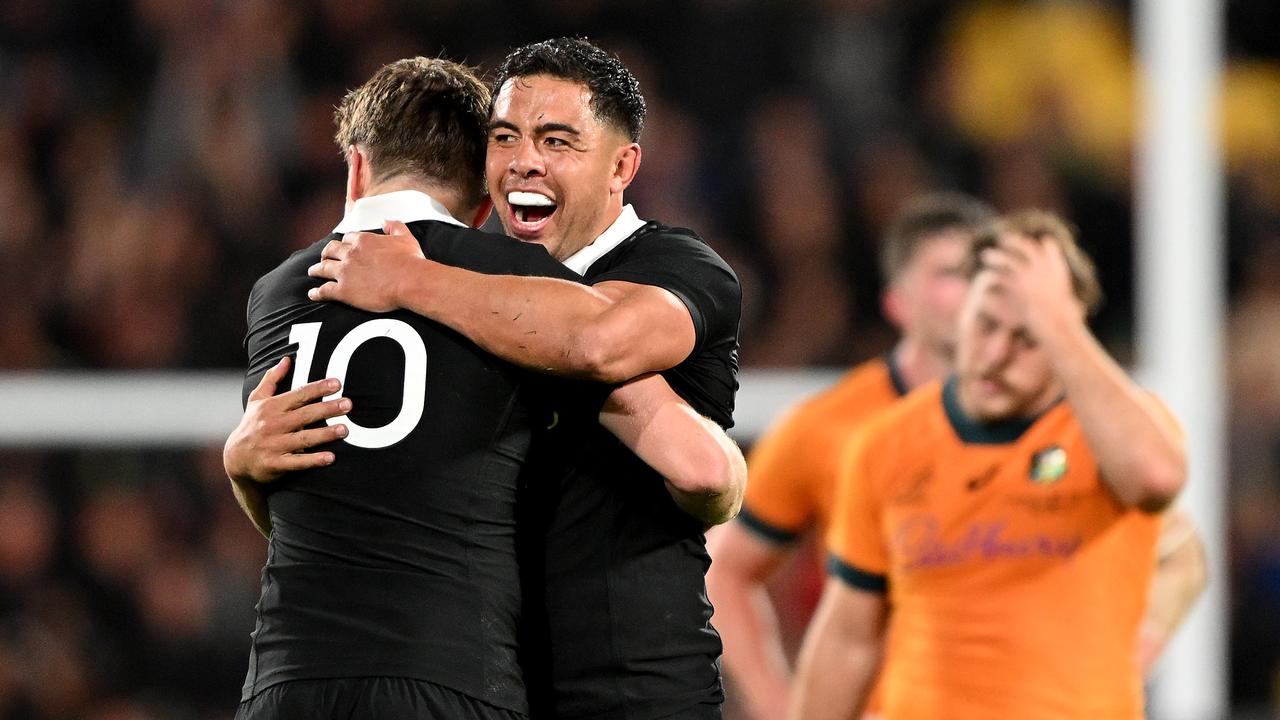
[{"left": 288, "top": 319, "right": 427, "bottom": 449}]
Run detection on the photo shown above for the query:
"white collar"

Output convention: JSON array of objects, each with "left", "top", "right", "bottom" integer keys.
[
  {"left": 333, "top": 190, "right": 467, "bottom": 233},
  {"left": 562, "top": 204, "right": 646, "bottom": 275}
]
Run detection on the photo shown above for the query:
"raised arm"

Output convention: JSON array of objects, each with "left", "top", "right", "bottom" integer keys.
[
  {"left": 984, "top": 234, "right": 1187, "bottom": 512},
  {"left": 1036, "top": 311, "right": 1185, "bottom": 512},
  {"left": 308, "top": 221, "right": 695, "bottom": 382},
  {"left": 789, "top": 578, "right": 888, "bottom": 720},
  {"left": 598, "top": 374, "right": 745, "bottom": 526}
]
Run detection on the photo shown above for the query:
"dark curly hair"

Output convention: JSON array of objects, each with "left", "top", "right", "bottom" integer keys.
[{"left": 491, "top": 37, "right": 646, "bottom": 142}]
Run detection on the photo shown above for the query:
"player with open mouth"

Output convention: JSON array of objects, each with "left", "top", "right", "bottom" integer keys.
[{"left": 506, "top": 190, "right": 557, "bottom": 235}]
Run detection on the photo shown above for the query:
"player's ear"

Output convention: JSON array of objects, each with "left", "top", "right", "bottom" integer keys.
[
  {"left": 608, "top": 143, "right": 641, "bottom": 195},
  {"left": 469, "top": 195, "right": 494, "bottom": 229},
  {"left": 882, "top": 284, "right": 908, "bottom": 331},
  {"left": 346, "top": 145, "right": 368, "bottom": 203}
]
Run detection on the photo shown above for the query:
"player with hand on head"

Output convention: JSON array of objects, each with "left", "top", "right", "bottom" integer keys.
[
  {"left": 790, "top": 210, "right": 1188, "bottom": 720},
  {"left": 706, "top": 192, "right": 993, "bottom": 720},
  {"left": 710, "top": 196, "right": 1206, "bottom": 719}
]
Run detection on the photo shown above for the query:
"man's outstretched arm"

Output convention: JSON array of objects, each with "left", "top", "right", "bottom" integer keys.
[{"left": 307, "top": 221, "right": 697, "bottom": 382}]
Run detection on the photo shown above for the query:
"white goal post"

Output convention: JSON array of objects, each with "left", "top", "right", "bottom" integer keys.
[{"left": 0, "top": 368, "right": 845, "bottom": 448}]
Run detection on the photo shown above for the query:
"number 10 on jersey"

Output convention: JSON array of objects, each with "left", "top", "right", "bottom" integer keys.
[{"left": 289, "top": 320, "right": 427, "bottom": 449}]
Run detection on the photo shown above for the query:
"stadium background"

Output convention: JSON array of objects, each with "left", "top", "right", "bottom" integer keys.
[{"left": 0, "top": 0, "right": 1276, "bottom": 717}]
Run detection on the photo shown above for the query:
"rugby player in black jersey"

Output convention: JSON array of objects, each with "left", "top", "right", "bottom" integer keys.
[
  {"left": 224, "top": 56, "right": 745, "bottom": 720},
  {"left": 296, "top": 38, "right": 743, "bottom": 720}
]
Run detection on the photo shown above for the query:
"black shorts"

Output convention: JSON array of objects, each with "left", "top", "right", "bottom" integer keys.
[{"left": 235, "top": 677, "right": 528, "bottom": 720}]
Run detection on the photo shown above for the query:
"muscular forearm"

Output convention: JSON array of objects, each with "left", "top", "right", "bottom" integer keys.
[
  {"left": 231, "top": 478, "right": 272, "bottom": 538},
  {"left": 661, "top": 411, "right": 746, "bottom": 526},
  {"left": 394, "top": 257, "right": 633, "bottom": 380},
  {"left": 644, "top": 405, "right": 745, "bottom": 526},
  {"left": 1036, "top": 313, "right": 1186, "bottom": 512},
  {"left": 790, "top": 629, "right": 881, "bottom": 720},
  {"left": 599, "top": 376, "right": 746, "bottom": 526},
  {"left": 719, "top": 591, "right": 793, "bottom": 720},
  {"left": 789, "top": 582, "right": 887, "bottom": 720},
  {"left": 1139, "top": 510, "right": 1208, "bottom": 671},
  {"left": 706, "top": 535, "right": 794, "bottom": 719}
]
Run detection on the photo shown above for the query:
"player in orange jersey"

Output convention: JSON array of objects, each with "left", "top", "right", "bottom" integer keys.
[
  {"left": 790, "top": 210, "right": 1187, "bottom": 720},
  {"left": 710, "top": 200, "right": 1204, "bottom": 720},
  {"left": 706, "top": 192, "right": 994, "bottom": 720}
]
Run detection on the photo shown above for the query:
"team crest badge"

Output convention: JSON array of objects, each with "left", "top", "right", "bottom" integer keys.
[{"left": 1029, "top": 446, "right": 1068, "bottom": 485}]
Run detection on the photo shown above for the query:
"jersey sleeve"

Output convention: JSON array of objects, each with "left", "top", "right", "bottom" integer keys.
[
  {"left": 241, "top": 246, "right": 328, "bottom": 406},
  {"left": 589, "top": 232, "right": 741, "bottom": 353},
  {"left": 738, "top": 404, "right": 828, "bottom": 544},
  {"left": 826, "top": 425, "right": 889, "bottom": 594}
]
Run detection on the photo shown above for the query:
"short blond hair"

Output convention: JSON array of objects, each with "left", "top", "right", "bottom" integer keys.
[
  {"left": 969, "top": 209, "right": 1104, "bottom": 315},
  {"left": 334, "top": 57, "right": 490, "bottom": 202}
]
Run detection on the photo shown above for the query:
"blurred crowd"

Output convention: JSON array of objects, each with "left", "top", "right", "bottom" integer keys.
[{"left": 1, "top": 0, "right": 1279, "bottom": 717}]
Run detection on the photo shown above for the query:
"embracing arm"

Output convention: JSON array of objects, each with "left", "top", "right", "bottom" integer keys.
[
  {"left": 789, "top": 579, "right": 888, "bottom": 720},
  {"left": 223, "top": 356, "right": 351, "bottom": 535},
  {"left": 222, "top": 357, "right": 741, "bottom": 529},
  {"left": 231, "top": 478, "right": 273, "bottom": 538},
  {"left": 598, "top": 374, "right": 745, "bottom": 526},
  {"left": 309, "top": 221, "right": 696, "bottom": 382}
]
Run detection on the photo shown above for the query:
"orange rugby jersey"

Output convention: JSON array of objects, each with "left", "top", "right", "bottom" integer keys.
[
  {"left": 740, "top": 355, "right": 908, "bottom": 543},
  {"left": 737, "top": 356, "right": 906, "bottom": 719},
  {"left": 828, "top": 378, "right": 1160, "bottom": 720}
]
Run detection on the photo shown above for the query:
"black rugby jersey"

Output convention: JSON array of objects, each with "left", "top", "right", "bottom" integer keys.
[
  {"left": 239, "top": 220, "right": 581, "bottom": 714},
  {"left": 521, "top": 221, "right": 742, "bottom": 720}
]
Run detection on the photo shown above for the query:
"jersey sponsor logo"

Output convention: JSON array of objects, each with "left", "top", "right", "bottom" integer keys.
[
  {"left": 965, "top": 465, "right": 999, "bottom": 492},
  {"left": 1029, "top": 446, "right": 1068, "bottom": 485},
  {"left": 1011, "top": 489, "right": 1091, "bottom": 515},
  {"left": 894, "top": 515, "right": 1082, "bottom": 571}
]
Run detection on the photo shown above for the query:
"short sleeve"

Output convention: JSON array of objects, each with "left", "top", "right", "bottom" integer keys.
[
  {"left": 738, "top": 404, "right": 829, "bottom": 544},
  {"left": 826, "top": 425, "right": 890, "bottom": 593},
  {"left": 588, "top": 231, "right": 740, "bottom": 353}
]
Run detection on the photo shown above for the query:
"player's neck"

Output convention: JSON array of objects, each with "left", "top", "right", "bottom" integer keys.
[
  {"left": 350, "top": 176, "right": 471, "bottom": 224},
  {"left": 891, "top": 337, "right": 951, "bottom": 391},
  {"left": 591, "top": 199, "right": 627, "bottom": 242}
]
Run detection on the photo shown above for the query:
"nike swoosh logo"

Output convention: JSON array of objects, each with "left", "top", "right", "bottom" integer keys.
[{"left": 966, "top": 465, "right": 999, "bottom": 492}]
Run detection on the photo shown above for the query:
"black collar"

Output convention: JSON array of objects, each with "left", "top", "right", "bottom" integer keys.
[
  {"left": 885, "top": 352, "right": 911, "bottom": 398},
  {"left": 941, "top": 376, "right": 1058, "bottom": 444}
]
